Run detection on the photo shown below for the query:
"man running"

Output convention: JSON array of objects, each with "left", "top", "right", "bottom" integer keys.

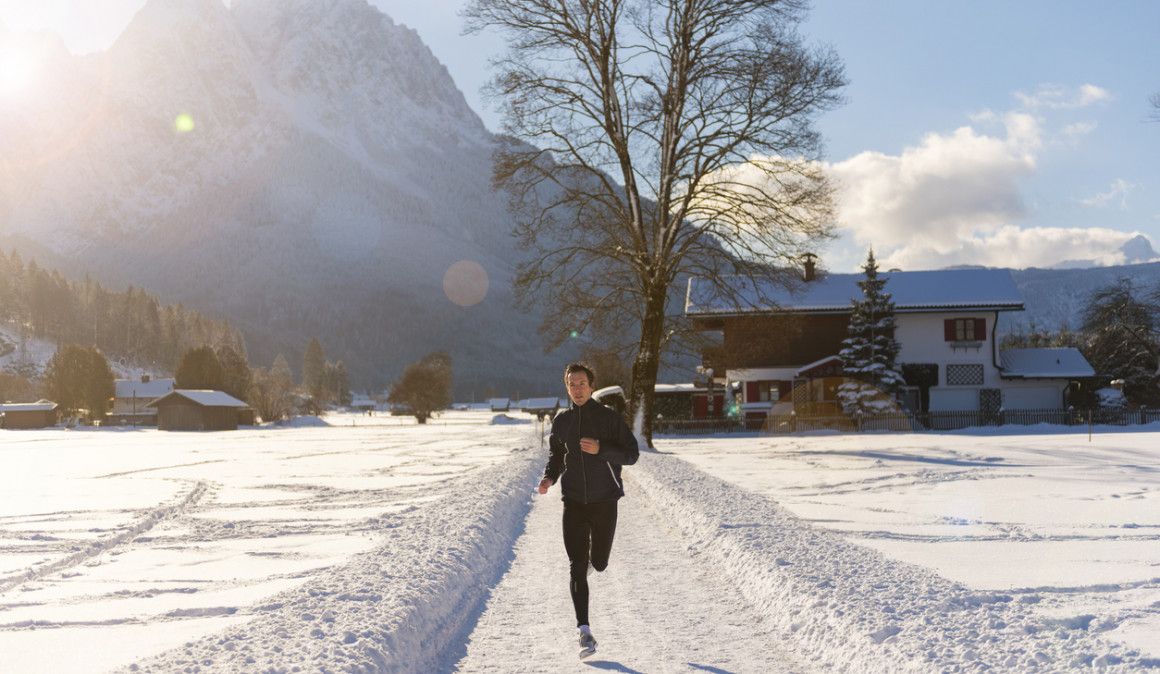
[{"left": 538, "top": 362, "right": 639, "bottom": 658}]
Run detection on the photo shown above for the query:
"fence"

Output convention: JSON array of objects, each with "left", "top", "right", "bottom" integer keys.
[{"left": 653, "top": 407, "right": 1160, "bottom": 436}]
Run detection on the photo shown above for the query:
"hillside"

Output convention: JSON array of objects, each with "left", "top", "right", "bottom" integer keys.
[
  {"left": 0, "top": 0, "right": 578, "bottom": 397},
  {"left": 1006, "top": 260, "right": 1160, "bottom": 333}
]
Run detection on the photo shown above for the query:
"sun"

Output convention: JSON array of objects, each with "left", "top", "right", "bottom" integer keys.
[
  {"left": 0, "top": 35, "right": 51, "bottom": 99},
  {"left": 0, "top": 48, "right": 37, "bottom": 96}
]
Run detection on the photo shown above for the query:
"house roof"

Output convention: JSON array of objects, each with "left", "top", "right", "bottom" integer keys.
[
  {"left": 795, "top": 355, "right": 843, "bottom": 377},
  {"left": 521, "top": 397, "right": 563, "bottom": 410},
  {"left": 115, "top": 378, "right": 175, "bottom": 399},
  {"left": 999, "top": 348, "right": 1095, "bottom": 378},
  {"left": 686, "top": 268, "right": 1024, "bottom": 316},
  {"left": 147, "top": 390, "right": 249, "bottom": 409},
  {"left": 0, "top": 401, "right": 58, "bottom": 412}
]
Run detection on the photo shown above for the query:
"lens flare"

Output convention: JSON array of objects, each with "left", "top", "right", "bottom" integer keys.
[
  {"left": 0, "top": 46, "right": 39, "bottom": 97},
  {"left": 442, "top": 260, "right": 489, "bottom": 307},
  {"left": 174, "top": 113, "right": 195, "bottom": 133}
]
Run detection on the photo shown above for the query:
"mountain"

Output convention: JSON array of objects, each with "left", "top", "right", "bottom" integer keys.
[
  {"left": 1, "top": 0, "right": 579, "bottom": 396},
  {"left": 1004, "top": 260, "right": 1160, "bottom": 333},
  {"left": 1051, "top": 234, "right": 1159, "bottom": 269}
]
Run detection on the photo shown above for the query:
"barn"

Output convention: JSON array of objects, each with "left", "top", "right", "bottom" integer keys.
[
  {"left": 0, "top": 400, "right": 59, "bottom": 429},
  {"left": 147, "top": 390, "right": 250, "bottom": 431}
]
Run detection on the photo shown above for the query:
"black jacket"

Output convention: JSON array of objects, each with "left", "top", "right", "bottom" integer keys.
[{"left": 544, "top": 398, "right": 639, "bottom": 503}]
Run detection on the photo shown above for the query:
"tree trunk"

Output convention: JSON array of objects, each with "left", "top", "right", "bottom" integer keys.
[{"left": 629, "top": 287, "right": 667, "bottom": 448}]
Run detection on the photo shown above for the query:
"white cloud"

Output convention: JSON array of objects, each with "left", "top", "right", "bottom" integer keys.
[
  {"left": 1014, "top": 83, "right": 1111, "bottom": 110},
  {"left": 1079, "top": 178, "right": 1136, "bottom": 209},
  {"left": 826, "top": 113, "right": 1038, "bottom": 258},
  {"left": 821, "top": 110, "right": 1140, "bottom": 271},
  {"left": 1061, "top": 121, "right": 1097, "bottom": 139},
  {"left": 877, "top": 225, "right": 1141, "bottom": 271}
]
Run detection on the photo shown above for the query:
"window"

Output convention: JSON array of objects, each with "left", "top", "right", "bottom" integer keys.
[
  {"left": 946, "top": 364, "right": 984, "bottom": 386},
  {"left": 944, "top": 318, "right": 986, "bottom": 342},
  {"left": 746, "top": 381, "right": 787, "bottom": 402}
]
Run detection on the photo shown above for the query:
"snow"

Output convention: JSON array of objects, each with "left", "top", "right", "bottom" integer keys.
[
  {"left": 147, "top": 390, "right": 249, "bottom": 408},
  {"left": 687, "top": 268, "right": 1025, "bottom": 315},
  {"left": 0, "top": 412, "right": 1156, "bottom": 671},
  {"left": 113, "top": 378, "right": 175, "bottom": 400},
  {"left": 1000, "top": 347, "right": 1097, "bottom": 378}
]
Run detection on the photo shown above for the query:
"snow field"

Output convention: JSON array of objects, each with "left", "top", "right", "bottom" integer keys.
[
  {"left": 631, "top": 450, "right": 1148, "bottom": 672},
  {"left": 118, "top": 449, "right": 540, "bottom": 672}
]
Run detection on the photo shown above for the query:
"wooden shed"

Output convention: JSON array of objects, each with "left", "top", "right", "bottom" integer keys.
[
  {"left": 0, "top": 400, "right": 59, "bottom": 429},
  {"left": 147, "top": 390, "right": 250, "bottom": 431}
]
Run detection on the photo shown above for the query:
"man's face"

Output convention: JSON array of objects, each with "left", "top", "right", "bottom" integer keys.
[{"left": 565, "top": 371, "right": 593, "bottom": 406}]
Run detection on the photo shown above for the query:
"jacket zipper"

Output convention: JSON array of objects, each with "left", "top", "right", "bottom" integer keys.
[{"left": 579, "top": 404, "right": 588, "bottom": 503}]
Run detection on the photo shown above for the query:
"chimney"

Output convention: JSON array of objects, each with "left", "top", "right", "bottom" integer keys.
[{"left": 801, "top": 253, "right": 817, "bottom": 282}]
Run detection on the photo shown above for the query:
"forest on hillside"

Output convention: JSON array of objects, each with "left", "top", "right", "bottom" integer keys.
[{"left": 0, "top": 249, "right": 244, "bottom": 376}]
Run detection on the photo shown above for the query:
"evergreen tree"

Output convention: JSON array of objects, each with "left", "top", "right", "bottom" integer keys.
[
  {"left": 175, "top": 346, "right": 224, "bottom": 390},
  {"left": 45, "top": 344, "right": 114, "bottom": 422},
  {"left": 325, "top": 361, "right": 352, "bottom": 406},
  {"left": 838, "top": 251, "right": 905, "bottom": 416},
  {"left": 216, "top": 345, "right": 253, "bottom": 402},
  {"left": 303, "top": 338, "right": 326, "bottom": 400},
  {"left": 388, "top": 352, "right": 453, "bottom": 424}
]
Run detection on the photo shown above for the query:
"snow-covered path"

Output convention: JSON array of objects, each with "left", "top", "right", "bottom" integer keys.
[{"left": 454, "top": 473, "right": 807, "bottom": 674}]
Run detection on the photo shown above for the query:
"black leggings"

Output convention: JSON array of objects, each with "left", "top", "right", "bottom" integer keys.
[{"left": 562, "top": 498, "right": 618, "bottom": 627}]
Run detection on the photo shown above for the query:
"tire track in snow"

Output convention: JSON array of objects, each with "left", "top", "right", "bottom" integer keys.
[{"left": 0, "top": 481, "right": 209, "bottom": 595}]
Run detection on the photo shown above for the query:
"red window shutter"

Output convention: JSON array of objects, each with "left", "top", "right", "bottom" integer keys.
[
  {"left": 975, "top": 318, "right": 986, "bottom": 339},
  {"left": 746, "top": 381, "right": 759, "bottom": 402},
  {"left": 944, "top": 319, "right": 956, "bottom": 341}
]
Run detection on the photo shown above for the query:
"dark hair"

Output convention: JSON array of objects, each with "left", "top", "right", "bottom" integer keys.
[{"left": 563, "top": 362, "right": 595, "bottom": 387}]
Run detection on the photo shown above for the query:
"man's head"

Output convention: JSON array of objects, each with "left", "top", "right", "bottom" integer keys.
[{"left": 564, "top": 362, "right": 595, "bottom": 406}]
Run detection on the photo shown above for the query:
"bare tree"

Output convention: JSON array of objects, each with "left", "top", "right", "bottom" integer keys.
[{"left": 465, "top": 0, "right": 845, "bottom": 444}]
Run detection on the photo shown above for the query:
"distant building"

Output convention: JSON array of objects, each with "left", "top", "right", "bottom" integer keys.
[
  {"left": 488, "top": 398, "right": 511, "bottom": 412},
  {"left": 0, "top": 400, "right": 59, "bottom": 429},
  {"left": 520, "top": 397, "right": 563, "bottom": 420},
  {"left": 148, "top": 390, "right": 251, "bottom": 431},
  {"left": 111, "top": 375, "right": 175, "bottom": 426},
  {"left": 350, "top": 395, "right": 377, "bottom": 413}
]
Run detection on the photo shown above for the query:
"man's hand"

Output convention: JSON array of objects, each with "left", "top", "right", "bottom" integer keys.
[
  {"left": 579, "top": 437, "right": 600, "bottom": 455},
  {"left": 537, "top": 477, "right": 554, "bottom": 494}
]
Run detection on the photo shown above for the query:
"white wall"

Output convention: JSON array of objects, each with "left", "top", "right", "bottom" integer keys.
[
  {"left": 1002, "top": 383, "right": 1065, "bottom": 410},
  {"left": 896, "top": 312, "right": 1004, "bottom": 388}
]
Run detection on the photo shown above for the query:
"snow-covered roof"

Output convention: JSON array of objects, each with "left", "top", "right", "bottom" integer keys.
[
  {"left": 147, "top": 390, "right": 249, "bottom": 408},
  {"left": 0, "top": 401, "right": 58, "bottom": 412},
  {"left": 655, "top": 383, "right": 702, "bottom": 394},
  {"left": 795, "top": 355, "right": 843, "bottom": 377},
  {"left": 999, "top": 348, "right": 1095, "bottom": 379},
  {"left": 520, "top": 397, "right": 562, "bottom": 410},
  {"left": 686, "top": 268, "right": 1024, "bottom": 316},
  {"left": 114, "top": 377, "right": 175, "bottom": 399}
]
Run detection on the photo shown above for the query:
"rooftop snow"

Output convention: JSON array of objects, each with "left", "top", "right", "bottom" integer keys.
[
  {"left": 114, "top": 378, "right": 175, "bottom": 399},
  {"left": 999, "top": 348, "right": 1095, "bottom": 378},
  {"left": 0, "top": 402, "right": 58, "bottom": 412},
  {"left": 147, "top": 390, "right": 249, "bottom": 408},
  {"left": 686, "top": 268, "right": 1024, "bottom": 316}
]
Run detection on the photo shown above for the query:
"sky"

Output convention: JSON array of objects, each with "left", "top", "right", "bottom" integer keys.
[{"left": 2, "top": 0, "right": 1158, "bottom": 273}]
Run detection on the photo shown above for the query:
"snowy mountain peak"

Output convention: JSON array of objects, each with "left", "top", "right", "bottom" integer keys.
[
  {"left": 233, "top": 0, "right": 487, "bottom": 143},
  {"left": 1120, "top": 234, "right": 1158, "bottom": 264}
]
